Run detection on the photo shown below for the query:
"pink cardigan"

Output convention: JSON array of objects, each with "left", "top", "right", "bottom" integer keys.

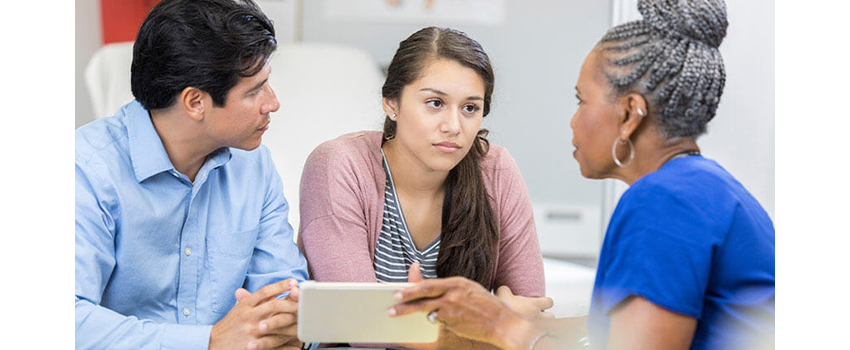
[{"left": 298, "top": 131, "right": 545, "bottom": 297}]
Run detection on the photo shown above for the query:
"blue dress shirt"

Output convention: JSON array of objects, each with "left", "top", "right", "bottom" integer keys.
[{"left": 75, "top": 101, "right": 309, "bottom": 350}]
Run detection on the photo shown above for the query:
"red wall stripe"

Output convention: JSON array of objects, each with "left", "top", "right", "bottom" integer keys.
[{"left": 100, "top": 0, "right": 162, "bottom": 44}]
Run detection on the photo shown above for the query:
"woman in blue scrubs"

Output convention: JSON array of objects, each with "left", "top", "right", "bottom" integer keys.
[{"left": 389, "top": 0, "right": 775, "bottom": 349}]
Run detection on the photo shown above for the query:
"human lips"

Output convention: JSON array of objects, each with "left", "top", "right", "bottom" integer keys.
[{"left": 433, "top": 141, "right": 461, "bottom": 153}]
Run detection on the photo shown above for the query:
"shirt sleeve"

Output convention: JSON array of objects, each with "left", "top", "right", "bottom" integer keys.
[
  {"left": 298, "top": 143, "right": 378, "bottom": 283},
  {"left": 489, "top": 150, "right": 546, "bottom": 297},
  {"left": 596, "top": 184, "right": 715, "bottom": 319},
  {"left": 75, "top": 162, "right": 212, "bottom": 350},
  {"left": 243, "top": 148, "right": 310, "bottom": 293}
]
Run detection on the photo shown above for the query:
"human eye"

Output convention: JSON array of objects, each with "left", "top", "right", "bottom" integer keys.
[
  {"left": 426, "top": 99, "right": 443, "bottom": 109},
  {"left": 246, "top": 86, "right": 262, "bottom": 97},
  {"left": 575, "top": 94, "right": 584, "bottom": 105},
  {"left": 463, "top": 103, "right": 481, "bottom": 114}
]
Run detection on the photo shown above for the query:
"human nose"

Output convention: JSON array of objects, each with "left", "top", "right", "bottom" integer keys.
[
  {"left": 569, "top": 110, "right": 578, "bottom": 131},
  {"left": 440, "top": 109, "right": 461, "bottom": 135},
  {"left": 262, "top": 84, "right": 280, "bottom": 114}
]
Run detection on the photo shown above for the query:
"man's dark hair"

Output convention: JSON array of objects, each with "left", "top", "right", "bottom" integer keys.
[{"left": 131, "top": 0, "right": 277, "bottom": 110}]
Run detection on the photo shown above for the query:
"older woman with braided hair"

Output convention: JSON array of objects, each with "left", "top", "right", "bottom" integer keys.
[{"left": 388, "top": 1, "right": 775, "bottom": 349}]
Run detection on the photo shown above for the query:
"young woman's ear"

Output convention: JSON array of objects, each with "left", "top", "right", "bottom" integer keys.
[{"left": 382, "top": 97, "right": 398, "bottom": 120}]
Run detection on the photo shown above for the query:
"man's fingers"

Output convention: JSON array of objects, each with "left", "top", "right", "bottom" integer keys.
[
  {"left": 541, "top": 312, "right": 556, "bottom": 319},
  {"left": 259, "top": 312, "right": 298, "bottom": 335},
  {"left": 235, "top": 288, "right": 252, "bottom": 302},
  {"left": 269, "top": 346, "right": 301, "bottom": 350},
  {"left": 256, "top": 298, "right": 299, "bottom": 319},
  {"left": 246, "top": 279, "right": 298, "bottom": 306},
  {"left": 284, "top": 286, "right": 299, "bottom": 302},
  {"left": 266, "top": 336, "right": 303, "bottom": 350},
  {"left": 259, "top": 322, "right": 297, "bottom": 338},
  {"left": 247, "top": 334, "right": 293, "bottom": 350},
  {"left": 270, "top": 323, "right": 297, "bottom": 337}
]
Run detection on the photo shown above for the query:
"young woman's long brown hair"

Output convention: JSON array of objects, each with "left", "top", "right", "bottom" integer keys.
[{"left": 381, "top": 27, "right": 499, "bottom": 290}]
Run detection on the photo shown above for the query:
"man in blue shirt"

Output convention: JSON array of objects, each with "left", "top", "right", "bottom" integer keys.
[{"left": 75, "top": 1, "right": 311, "bottom": 349}]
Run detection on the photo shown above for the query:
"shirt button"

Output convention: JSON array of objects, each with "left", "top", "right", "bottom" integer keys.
[
  {"left": 184, "top": 247, "right": 192, "bottom": 256},
  {"left": 183, "top": 307, "right": 191, "bottom": 316}
]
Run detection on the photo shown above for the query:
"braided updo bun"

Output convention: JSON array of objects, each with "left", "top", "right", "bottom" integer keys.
[
  {"left": 639, "top": 0, "right": 727, "bottom": 48},
  {"left": 598, "top": 0, "right": 728, "bottom": 139}
]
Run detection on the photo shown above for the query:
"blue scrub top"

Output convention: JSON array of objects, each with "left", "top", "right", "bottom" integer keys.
[{"left": 588, "top": 155, "right": 775, "bottom": 350}]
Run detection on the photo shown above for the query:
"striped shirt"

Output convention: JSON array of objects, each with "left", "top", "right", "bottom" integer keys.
[{"left": 374, "top": 150, "right": 440, "bottom": 282}]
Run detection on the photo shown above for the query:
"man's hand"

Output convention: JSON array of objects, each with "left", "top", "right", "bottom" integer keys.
[
  {"left": 209, "top": 279, "right": 302, "bottom": 350},
  {"left": 495, "top": 285, "right": 555, "bottom": 320},
  {"left": 256, "top": 284, "right": 301, "bottom": 349}
]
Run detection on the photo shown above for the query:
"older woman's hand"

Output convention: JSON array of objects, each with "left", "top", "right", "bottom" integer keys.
[
  {"left": 496, "top": 285, "right": 555, "bottom": 320},
  {"left": 388, "top": 277, "right": 543, "bottom": 350}
]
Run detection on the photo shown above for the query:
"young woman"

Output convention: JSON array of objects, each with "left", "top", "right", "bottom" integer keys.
[
  {"left": 388, "top": 1, "right": 775, "bottom": 350},
  {"left": 298, "top": 27, "right": 552, "bottom": 348}
]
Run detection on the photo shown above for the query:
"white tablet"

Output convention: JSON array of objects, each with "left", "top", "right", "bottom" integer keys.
[{"left": 297, "top": 281, "right": 440, "bottom": 344}]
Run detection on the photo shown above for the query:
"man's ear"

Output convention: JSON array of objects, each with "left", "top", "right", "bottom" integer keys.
[
  {"left": 619, "top": 93, "right": 648, "bottom": 140},
  {"left": 382, "top": 97, "right": 398, "bottom": 120},
  {"left": 179, "top": 87, "right": 208, "bottom": 122}
]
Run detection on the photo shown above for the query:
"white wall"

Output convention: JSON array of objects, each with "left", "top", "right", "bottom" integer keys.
[
  {"left": 301, "top": 0, "right": 612, "bottom": 259},
  {"left": 74, "top": 0, "right": 299, "bottom": 129},
  {"left": 608, "top": 0, "right": 775, "bottom": 221},
  {"left": 75, "top": 0, "right": 101, "bottom": 128},
  {"left": 302, "top": 0, "right": 612, "bottom": 208},
  {"left": 73, "top": 0, "right": 774, "bottom": 256},
  {"left": 702, "top": 0, "right": 775, "bottom": 219}
]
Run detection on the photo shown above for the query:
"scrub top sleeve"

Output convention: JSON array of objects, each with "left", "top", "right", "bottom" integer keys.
[{"left": 598, "top": 187, "right": 716, "bottom": 320}]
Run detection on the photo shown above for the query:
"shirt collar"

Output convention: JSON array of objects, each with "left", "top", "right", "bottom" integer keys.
[
  {"left": 203, "top": 147, "right": 233, "bottom": 175},
  {"left": 124, "top": 100, "right": 232, "bottom": 183}
]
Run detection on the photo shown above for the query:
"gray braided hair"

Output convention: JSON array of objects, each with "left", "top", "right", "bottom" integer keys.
[{"left": 599, "top": 0, "right": 728, "bottom": 139}]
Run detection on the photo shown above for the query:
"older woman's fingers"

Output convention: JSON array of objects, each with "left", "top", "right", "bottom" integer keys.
[
  {"left": 535, "top": 296, "right": 555, "bottom": 310},
  {"left": 396, "top": 277, "right": 478, "bottom": 302},
  {"left": 495, "top": 285, "right": 514, "bottom": 298},
  {"left": 388, "top": 297, "right": 443, "bottom": 317},
  {"left": 395, "top": 280, "right": 451, "bottom": 302}
]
